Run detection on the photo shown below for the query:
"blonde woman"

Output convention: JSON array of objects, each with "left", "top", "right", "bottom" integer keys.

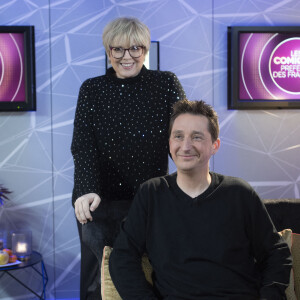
[{"left": 71, "top": 17, "right": 186, "bottom": 299}]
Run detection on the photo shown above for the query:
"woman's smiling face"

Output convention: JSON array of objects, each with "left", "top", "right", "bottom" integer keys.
[{"left": 108, "top": 43, "right": 145, "bottom": 79}]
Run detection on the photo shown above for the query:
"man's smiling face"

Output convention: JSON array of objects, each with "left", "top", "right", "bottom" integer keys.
[{"left": 169, "top": 113, "right": 220, "bottom": 175}]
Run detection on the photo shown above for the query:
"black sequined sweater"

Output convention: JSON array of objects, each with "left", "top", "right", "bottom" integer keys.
[{"left": 71, "top": 66, "right": 186, "bottom": 204}]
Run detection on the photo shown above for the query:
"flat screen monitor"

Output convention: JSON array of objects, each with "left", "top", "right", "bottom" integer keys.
[
  {"left": 228, "top": 26, "right": 300, "bottom": 109},
  {"left": 0, "top": 26, "right": 36, "bottom": 111}
]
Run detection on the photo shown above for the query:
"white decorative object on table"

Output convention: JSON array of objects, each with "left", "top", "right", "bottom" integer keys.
[{"left": 11, "top": 231, "right": 32, "bottom": 261}]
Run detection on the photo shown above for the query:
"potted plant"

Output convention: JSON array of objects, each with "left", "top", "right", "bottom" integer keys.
[{"left": 0, "top": 184, "right": 12, "bottom": 207}]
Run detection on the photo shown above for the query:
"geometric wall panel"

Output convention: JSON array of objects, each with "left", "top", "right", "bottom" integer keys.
[{"left": 0, "top": 0, "right": 299, "bottom": 299}]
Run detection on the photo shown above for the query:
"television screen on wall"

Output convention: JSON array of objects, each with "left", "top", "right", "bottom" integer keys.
[
  {"left": 228, "top": 26, "right": 300, "bottom": 109},
  {"left": 0, "top": 26, "right": 36, "bottom": 111}
]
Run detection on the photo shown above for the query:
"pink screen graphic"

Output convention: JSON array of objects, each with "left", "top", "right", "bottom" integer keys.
[
  {"left": 0, "top": 33, "right": 26, "bottom": 102},
  {"left": 239, "top": 32, "right": 300, "bottom": 100}
]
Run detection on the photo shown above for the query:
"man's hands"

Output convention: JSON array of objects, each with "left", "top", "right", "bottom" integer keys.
[{"left": 74, "top": 193, "right": 101, "bottom": 224}]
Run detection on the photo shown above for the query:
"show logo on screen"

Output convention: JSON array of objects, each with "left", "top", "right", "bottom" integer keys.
[{"left": 269, "top": 38, "right": 300, "bottom": 94}]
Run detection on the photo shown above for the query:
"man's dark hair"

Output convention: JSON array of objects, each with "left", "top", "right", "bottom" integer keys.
[{"left": 169, "top": 99, "right": 219, "bottom": 142}]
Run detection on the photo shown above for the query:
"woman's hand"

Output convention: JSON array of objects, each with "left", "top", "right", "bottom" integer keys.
[{"left": 74, "top": 193, "right": 101, "bottom": 224}]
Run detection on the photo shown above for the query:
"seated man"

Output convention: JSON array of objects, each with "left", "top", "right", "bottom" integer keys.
[{"left": 109, "top": 99, "right": 292, "bottom": 300}]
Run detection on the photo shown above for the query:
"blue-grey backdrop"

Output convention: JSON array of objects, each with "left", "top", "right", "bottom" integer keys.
[{"left": 0, "top": 0, "right": 299, "bottom": 299}]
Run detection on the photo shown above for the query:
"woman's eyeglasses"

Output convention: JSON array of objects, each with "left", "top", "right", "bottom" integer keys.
[{"left": 109, "top": 46, "right": 144, "bottom": 59}]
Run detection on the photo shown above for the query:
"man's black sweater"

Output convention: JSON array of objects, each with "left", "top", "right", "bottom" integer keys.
[{"left": 109, "top": 172, "right": 292, "bottom": 300}]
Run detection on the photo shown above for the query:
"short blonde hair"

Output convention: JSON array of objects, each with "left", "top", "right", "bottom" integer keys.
[{"left": 102, "top": 17, "right": 150, "bottom": 56}]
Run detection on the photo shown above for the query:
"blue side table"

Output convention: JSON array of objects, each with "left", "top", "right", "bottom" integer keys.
[{"left": 0, "top": 250, "right": 48, "bottom": 299}]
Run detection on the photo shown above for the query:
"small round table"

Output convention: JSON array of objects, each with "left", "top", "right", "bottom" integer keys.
[{"left": 0, "top": 251, "right": 48, "bottom": 299}]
